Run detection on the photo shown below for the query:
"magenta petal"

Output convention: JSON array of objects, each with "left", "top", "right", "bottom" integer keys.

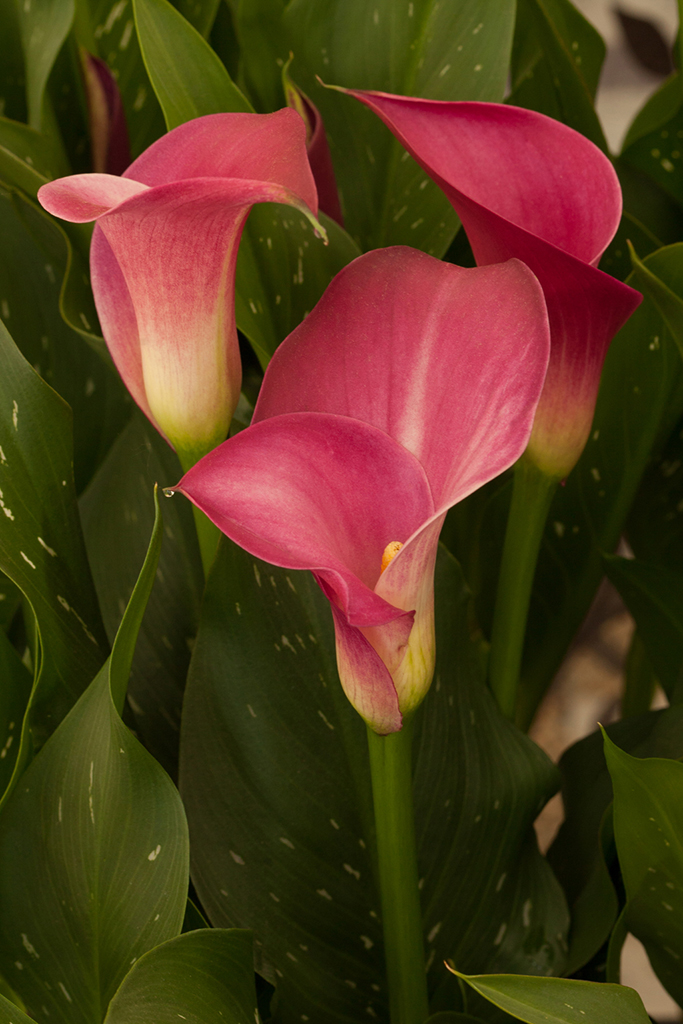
[
  {"left": 328, "top": 603, "right": 402, "bottom": 735},
  {"left": 254, "top": 247, "right": 550, "bottom": 509},
  {"left": 123, "top": 109, "right": 318, "bottom": 216},
  {"left": 345, "top": 92, "right": 620, "bottom": 264},
  {"left": 177, "top": 411, "right": 435, "bottom": 626},
  {"left": 343, "top": 91, "right": 642, "bottom": 476},
  {"left": 38, "top": 174, "right": 148, "bottom": 221}
]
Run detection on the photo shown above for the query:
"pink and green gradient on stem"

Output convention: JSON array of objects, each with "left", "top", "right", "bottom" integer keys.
[
  {"left": 176, "top": 247, "right": 551, "bottom": 735},
  {"left": 341, "top": 89, "right": 642, "bottom": 479},
  {"left": 37, "top": 110, "right": 324, "bottom": 473}
]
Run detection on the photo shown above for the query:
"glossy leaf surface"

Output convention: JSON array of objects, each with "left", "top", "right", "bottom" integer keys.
[
  {"left": 80, "top": 412, "right": 203, "bottom": 778},
  {"left": 605, "top": 733, "right": 683, "bottom": 1002},
  {"left": 0, "top": 118, "right": 69, "bottom": 196},
  {"left": 548, "top": 707, "right": 683, "bottom": 974},
  {"left": 87, "top": 0, "right": 166, "bottom": 159},
  {"left": 452, "top": 969, "right": 649, "bottom": 1024},
  {"left": 180, "top": 542, "right": 567, "bottom": 1024},
  {"left": 235, "top": 208, "right": 360, "bottom": 367},
  {"left": 284, "top": 0, "right": 516, "bottom": 253},
  {"left": 0, "top": 993, "right": 33, "bottom": 1024},
  {"left": 133, "top": 0, "right": 252, "bottom": 131},
  {"left": 621, "top": 73, "right": 683, "bottom": 208},
  {"left": 104, "top": 930, "right": 256, "bottom": 1024},
  {"left": 0, "top": 629, "right": 32, "bottom": 796},
  {"left": 0, "top": 315, "right": 107, "bottom": 765},
  {"left": 0, "top": 492, "right": 189, "bottom": 1024},
  {"left": 508, "top": 0, "right": 606, "bottom": 150},
  {"left": 0, "top": 186, "right": 130, "bottom": 493},
  {"left": 14, "top": 0, "right": 74, "bottom": 129},
  {"left": 603, "top": 554, "right": 683, "bottom": 700}
]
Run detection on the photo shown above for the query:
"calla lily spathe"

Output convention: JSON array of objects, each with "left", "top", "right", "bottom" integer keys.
[
  {"left": 38, "top": 110, "right": 323, "bottom": 468},
  {"left": 176, "top": 248, "right": 551, "bottom": 733},
  {"left": 342, "top": 90, "right": 642, "bottom": 478}
]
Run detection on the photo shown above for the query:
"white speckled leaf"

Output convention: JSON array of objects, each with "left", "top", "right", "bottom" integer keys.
[
  {"left": 104, "top": 929, "right": 256, "bottom": 1024},
  {"left": 453, "top": 969, "right": 649, "bottom": 1024},
  {"left": 605, "top": 733, "right": 683, "bottom": 1004},
  {"left": 0, "top": 493, "right": 189, "bottom": 1024},
  {"left": 0, "top": 316, "right": 108, "bottom": 790},
  {"left": 283, "top": 0, "right": 515, "bottom": 253},
  {"left": 179, "top": 541, "right": 568, "bottom": 1024}
]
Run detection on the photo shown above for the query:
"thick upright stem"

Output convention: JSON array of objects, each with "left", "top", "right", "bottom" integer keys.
[
  {"left": 488, "top": 456, "right": 557, "bottom": 720},
  {"left": 366, "top": 720, "right": 428, "bottom": 1024},
  {"left": 177, "top": 446, "right": 221, "bottom": 580}
]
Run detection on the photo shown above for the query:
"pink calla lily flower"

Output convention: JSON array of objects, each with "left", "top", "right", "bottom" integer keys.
[
  {"left": 37, "top": 111, "right": 324, "bottom": 468},
  {"left": 175, "top": 248, "right": 551, "bottom": 733},
  {"left": 342, "top": 90, "right": 642, "bottom": 478}
]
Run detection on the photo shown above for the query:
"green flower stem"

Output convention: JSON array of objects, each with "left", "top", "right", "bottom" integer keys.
[
  {"left": 177, "top": 446, "right": 221, "bottom": 580},
  {"left": 488, "top": 456, "right": 558, "bottom": 721},
  {"left": 190, "top": 503, "right": 221, "bottom": 580},
  {"left": 366, "top": 719, "right": 428, "bottom": 1024}
]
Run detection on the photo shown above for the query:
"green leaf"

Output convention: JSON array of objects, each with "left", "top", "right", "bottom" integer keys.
[
  {"left": 603, "top": 554, "right": 683, "bottom": 700},
  {"left": 507, "top": 0, "right": 607, "bottom": 151},
  {"left": 627, "top": 240, "right": 683, "bottom": 359},
  {"left": 0, "top": 116, "right": 70, "bottom": 196},
  {"left": 134, "top": 0, "right": 253, "bottom": 130},
  {"left": 179, "top": 543, "right": 567, "bottom": 1024},
  {"left": 0, "top": 316, "right": 107, "bottom": 770},
  {"left": 182, "top": 897, "right": 209, "bottom": 932},
  {"left": 284, "top": 0, "right": 515, "bottom": 253},
  {"left": 87, "top": 0, "right": 166, "bottom": 158},
  {"left": 0, "top": 490, "right": 190, "bottom": 1024},
  {"left": 426, "top": 1015, "right": 487, "bottom": 1024},
  {"left": 548, "top": 707, "right": 683, "bottom": 975},
  {"left": 604, "top": 732, "right": 683, "bottom": 1002},
  {"left": 600, "top": 163, "right": 683, "bottom": 281},
  {"left": 0, "top": 186, "right": 130, "bottom": 493},
  {"left": 0, "top": 993, "right": 34, "bottom": 1024},
  {"left": 0, "top": 1, "right": 28, "bottom": 123},
  {"left": 104, "top": 930, "right": 256, "bottom": 1024},
  {"left": 450, "top": 969, "right": 649, "bottom": 1024},
  {"left": 231, "top": 0, "right": 286, "bottom": 112},
  {"left": 14, "top": 0, "right": 75, "bottom": 129},
  {"left": 0, "top": 572, "right": 21, "bottom": 630},
  {"left": 80, "top": 412, "right": 203, "bottom": 778},
  {"left": 621, "top": 75, "right": 683, "bottom": 209},
  {"left": 560, "top": 807, "right": 618, "bottom": 977},
  {"left": 235, "top": 208, "right": 361, "bottom": 367},
  {"left": 0, "top": 629, "right": 32, "bottom": 796},
  {"left": 415, "top": 549, "right": 568, "bottom": 1000},
  {"left": 172, "top": 0, "right": 220, "bottom": 37},
  {"left": 622, "top": 72, "right": 683, "bottom": 151},
  {"left": 179, "top": 538, "right": 381, "bottom": 1024}
]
